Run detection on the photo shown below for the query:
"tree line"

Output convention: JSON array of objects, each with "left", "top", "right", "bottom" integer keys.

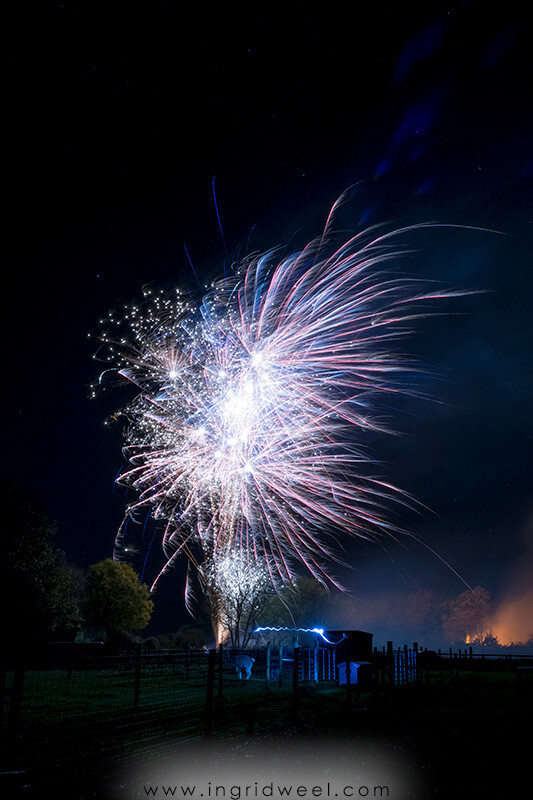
[
  {"left": 1, "top": 483, "right": 152, "bottom": 650},
  {"left": 2, "top": 482, "right": 520, "bottom": 652}
]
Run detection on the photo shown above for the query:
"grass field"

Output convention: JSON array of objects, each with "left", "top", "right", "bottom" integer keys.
[{"left": 2, "top": 666, "right": 531, "bottom": 799}]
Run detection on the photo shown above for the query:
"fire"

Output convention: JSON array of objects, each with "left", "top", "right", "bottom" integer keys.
[
  {"left": 465, "top": 590, "right": 533, "bottom": 647},
  {"left": 465, "top": 631, "right": 498, "bottom": 647},
  {"left": 489, "top": 595, "right": 533, "bottom": 646}
]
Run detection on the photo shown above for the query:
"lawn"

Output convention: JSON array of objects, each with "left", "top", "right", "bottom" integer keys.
[{"left": 2, "top": 668, "right": 531, "bottom": 799}]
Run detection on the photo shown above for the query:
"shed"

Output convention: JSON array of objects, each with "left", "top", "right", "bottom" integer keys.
[{"left": 326, "top": 630, "right": 373, "bottom": 662}]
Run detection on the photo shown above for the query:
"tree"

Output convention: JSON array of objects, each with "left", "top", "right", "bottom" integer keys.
[
  {"left": 199, "top": 555, "right": 274, "bottom": 647},
  {"left": 257, "top": 576, "right": 331, "bottom": 641},
  {"left": 46, "top": 561, "right": 86, "bottom": 642},
  {"left": 1, "top": 482, "right": 82, "bottom": 648},
  {"left": 441, "top": 586, "right": 492, "bottom": 644},
  {"left": 400, "top": 588, "right": 446, "bottom": 639},
  {"left": 82, "top": 559, "right": 153, "bottom": 646}
]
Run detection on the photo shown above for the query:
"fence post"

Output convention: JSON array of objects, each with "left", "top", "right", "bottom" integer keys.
[
  {"left": 0, "top": 656, "right": 7, "bottom": 722},
  {"left": 292, "top": 646, "right": 299, "bottom": 722},
  {"left": 218, "top": 643, "right": 224, "bottom": 699},
  {"left": 266, "top": 643, "right": 271, "bottom": 687},
  {"left": 345, "top": 637, "right": 352, "bottom": 700},
  {"left": 133, "top": 642, "right": 142, "bottom": 710},
  {"left": 7, "top": 659, "right": 25, "bottom": 743},
  {"left": 387, "top": 641, "right": 394, "bottom": 687},
  {"left": 205, "top": 648, "right": 217, "bottom": 737},
  {"left": 413, "top": 642, "right": 421, "bottom": 684}
]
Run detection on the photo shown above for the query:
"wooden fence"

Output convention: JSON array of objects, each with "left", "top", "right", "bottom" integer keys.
[{"left": 3, "top": 640, "right": 531, "bottom": 756}]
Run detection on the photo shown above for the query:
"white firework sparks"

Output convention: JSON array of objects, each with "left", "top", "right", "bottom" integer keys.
[{"left": 92, "top": 196, "right": 471, "bottom": 616}]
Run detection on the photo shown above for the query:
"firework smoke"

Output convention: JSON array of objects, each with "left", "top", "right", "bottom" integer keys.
[{"left": 93, "top": 195, "right": 469, "bottom": 621}]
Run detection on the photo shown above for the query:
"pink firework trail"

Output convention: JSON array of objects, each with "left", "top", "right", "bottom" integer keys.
[{"left": 93, "top": 197, "right": 471, "bottom": 598}]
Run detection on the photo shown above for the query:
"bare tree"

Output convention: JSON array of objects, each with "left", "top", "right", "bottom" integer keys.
[
  {"left": 441, "top": 586, "right": 491, "bottom": 644},
  {"left": 199, "top": 555, "right": 274, "bottom": 647}
]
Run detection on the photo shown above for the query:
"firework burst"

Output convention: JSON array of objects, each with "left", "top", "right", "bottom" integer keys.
[{"left": 93, "top": 195, "right": 469, "bottom": 615}]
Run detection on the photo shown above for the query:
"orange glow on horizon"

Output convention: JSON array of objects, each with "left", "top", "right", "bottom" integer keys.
[
  {"left": 464, "top": 592, "right": 533, "bottom": 647},
  {"left": 489, "top": 595, "right": 533, "bottom": 646}
]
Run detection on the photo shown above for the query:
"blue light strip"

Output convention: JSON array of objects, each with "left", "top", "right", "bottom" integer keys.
[{"left": 254, "top": 626, "right": 347, "bottom": 645}]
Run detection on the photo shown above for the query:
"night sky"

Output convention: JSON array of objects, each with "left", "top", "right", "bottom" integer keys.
[{"left": 4, "top": 2, "right": 532, "bottom": 643}]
